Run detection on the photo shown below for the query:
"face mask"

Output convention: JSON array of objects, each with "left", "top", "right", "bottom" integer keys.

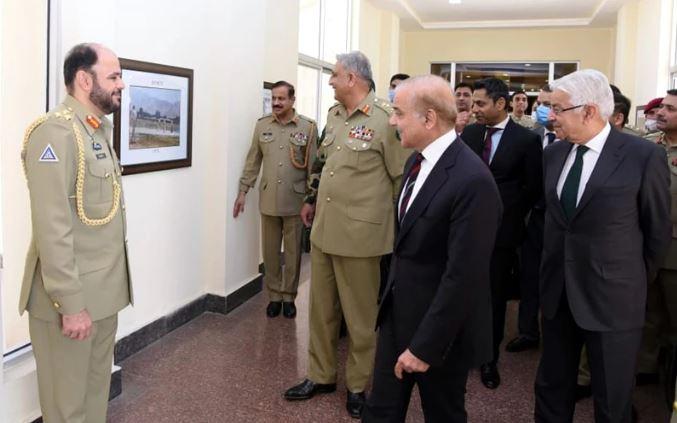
[
  {"left": 388, "top": 89, "right": 395, "bottom": 103},
  {"left": 644, "top": 119, "right": 657, "bottom": 132},
  {"left": 536, "top": 105, "right": 551, "bottom": 125}
]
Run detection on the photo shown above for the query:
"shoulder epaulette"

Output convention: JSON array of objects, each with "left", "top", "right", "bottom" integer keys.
[
  {"left": 258, "top": 113, "right": 273, "bottom": 121},
  {"left": 298, "top": 114, "right": 316, "bottom": 125},
  {"left": 373, "top": 97, "right": 394, "bottom": 115},
  {"left": 328, "top": 102, "right": 341, "bottom": 111}
]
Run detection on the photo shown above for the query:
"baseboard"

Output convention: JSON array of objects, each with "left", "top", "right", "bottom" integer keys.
[{"left": 115, "top": 271, "right": 264, "bottom": 364}]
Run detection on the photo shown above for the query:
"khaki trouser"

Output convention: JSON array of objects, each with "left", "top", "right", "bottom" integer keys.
[
  {"left": 307, "top": 243, "right": 380, "bottom": 392},
  {"left": 261, "top": 214, "right": 303, "bottom": 302},
  {"left": 30, "top": 313, "right": 118, "bottom": 423}
]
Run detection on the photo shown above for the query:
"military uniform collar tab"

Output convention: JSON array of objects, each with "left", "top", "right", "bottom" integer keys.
[{"left": 358, "top": 92, "right": 375, "bottom": 116}]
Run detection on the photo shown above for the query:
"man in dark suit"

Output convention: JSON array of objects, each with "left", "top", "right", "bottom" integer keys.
[
  {"left": 462, "top": 78, "right": 543, "bottom": 389},
  {"left": 362, "top": 75, "right": 501, "bottom": 422},
  {"left": 535, "top": 69, "right": 671, "bottom": 423},
  {"left": 506, "top": 85, "right": 559, "bottom": 353}
]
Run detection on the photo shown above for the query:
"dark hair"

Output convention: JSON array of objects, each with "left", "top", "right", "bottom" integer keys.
[
  {"left": 63, "top": 43, "right": 99, "bottom": 93},
  {"left": 389, "top": 73, "right": 410, "bottom": 84},
  {"left": 368, "top": 79, "right": 376, "bottom": 92},
  {"left": 473, "top": 78, "right": 510, "bottom": 105},
  {"left": 613, "top": 93, "right": 631, "bottom": 126},
  {"left": 271, "top": 80, "right": 295, "bottom": 98},
  {"left": 454, "top": 82, "right": 473, "bottom": 92},
  {"left": 609, "top": 84, "right": 622, "bottom": 96},
  {"left": 511, "top": 90, "right": 527, "bottom": 101},
  {"left": 668, "top": 89, "right": 677, "bottom": 96},
  {"left": 541, "top": 84, "right": 552, "bottom": 92}
]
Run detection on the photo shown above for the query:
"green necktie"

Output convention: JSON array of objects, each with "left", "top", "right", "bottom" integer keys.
[{"left": 560, "top": 145, "right": 589, "bottom": 220}]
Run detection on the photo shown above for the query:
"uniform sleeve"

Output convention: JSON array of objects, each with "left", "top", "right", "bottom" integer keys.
[
  {"left": 238, "top": 123, "right": 263, "bottom": 193},
  {"left": 382, "top": 124, "right": 411, "bottom": 200},
  {"left": 24, "top": 123, "right": 84, "bottom": 315},
  {"left": 304, "top": 124, "right": 326, "bottom": 205}
]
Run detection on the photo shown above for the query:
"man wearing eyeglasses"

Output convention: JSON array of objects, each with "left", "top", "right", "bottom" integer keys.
[{"left": 535, "top": 69, "right": 671, "bottom": 423}]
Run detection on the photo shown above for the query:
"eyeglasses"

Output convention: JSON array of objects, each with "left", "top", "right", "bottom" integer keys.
[{"left": 551, "top": 104, "right": 584, "bottom": 115}]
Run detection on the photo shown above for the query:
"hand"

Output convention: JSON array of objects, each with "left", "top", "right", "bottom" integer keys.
[
  {"left": 61, "top": 309, "right": 92, "bottom": 340},
  {"left": 394, "top": 349, "right": 430, "bottom": 380},
  {"left": 455, "top": 111, "right": 470, "bottom": 133},
  {"left": 233, "top": 191, "right": 246, "bottom": 218},
  {"left": 300, "top": 203, "right": 316, "bottom": 227}
]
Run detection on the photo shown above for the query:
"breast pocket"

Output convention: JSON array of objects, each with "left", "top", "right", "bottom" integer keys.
[
  {"left": 259, "top": 131, "right": 275, "bottom": 144},
  {"left": 85, "top": 162, "right": 115, "bottom": 206},
  {"left": 289, "top": 132, "right": 309, "bottom": 167}
]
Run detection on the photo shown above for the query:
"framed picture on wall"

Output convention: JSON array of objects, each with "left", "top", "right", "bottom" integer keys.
[
  {"left": 635, "top": 105, "right": 645, "bottom": 131},
  {"left": 113, "top": 59, "right": 193, "bottom": 175},
  {"left": 263, "top": 81, "right": 273, "bottom": 115}
]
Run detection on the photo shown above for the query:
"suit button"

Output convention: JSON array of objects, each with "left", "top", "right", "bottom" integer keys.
[
  {"left": 326, "top": 197, "right": 331, "bottom": 202},
  {"left": 277, "top": 180, "right": 282, "bottom": 184},
  {"left": 330, "top": 171, "right": 334, "bottom": 177}
]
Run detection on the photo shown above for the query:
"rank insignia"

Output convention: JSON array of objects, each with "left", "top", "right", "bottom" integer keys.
[
  {"left": 39, "top": 144, "right": 59, "bottom": 162},
  {"left": 86, "top": 115, "right": 101, "bottom": 129},
  {"left": 360, "top": 104, "right": 371, "bottom": 114},
  {"left": 348, "top": 125, "right": 374, "bottom": 142},
  {"left": 92, "top": 142, "right": 103, "bottom": 151}
]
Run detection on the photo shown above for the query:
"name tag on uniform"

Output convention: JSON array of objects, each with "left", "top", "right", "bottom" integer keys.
[{"left": 96, "top": 153, "right": 107, "bottom": 160}]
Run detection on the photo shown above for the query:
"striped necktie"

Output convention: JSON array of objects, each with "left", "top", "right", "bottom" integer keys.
[{"left": 399, "top": 153, "right": 424, "bottom": 222}]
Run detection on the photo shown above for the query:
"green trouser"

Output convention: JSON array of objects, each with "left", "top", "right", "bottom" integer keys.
[
  {"left": 261, "top": 214, "right": 303, "bottom": 302},
  {"left": 30, "top": 313, "right": 118, "bottom": 423},
  {"left": 307, "top": 243, "right": 380, "bottom": 392}
]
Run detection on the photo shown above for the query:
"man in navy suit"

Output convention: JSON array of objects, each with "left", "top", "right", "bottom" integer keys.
[
  {"left": 535, "top": 69, "right": 671, "bottom": 423},
  {"left": 362, "top": 75, "right": 501, "bottom": 422},
  {"left": 462, "top": 78, "right": 543, "bottom": 388}
]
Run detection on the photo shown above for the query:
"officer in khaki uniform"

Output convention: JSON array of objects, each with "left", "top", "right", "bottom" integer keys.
[
  {"left": 509, "top": 90, "right": 535, "bottom": 129},
  {"left": 284, "top": 51, "right": 410, "bottom": 419},
  {"left": 20, "top": 43, "right": 131, "bottom": 423},
  {"left": 234, "top": 81, "right": 317, "bottom": 318}
]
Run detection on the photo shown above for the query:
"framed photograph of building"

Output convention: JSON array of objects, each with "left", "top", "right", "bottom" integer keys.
[{"left": 113, "top": 59, "right": 193, "bottom": 175}]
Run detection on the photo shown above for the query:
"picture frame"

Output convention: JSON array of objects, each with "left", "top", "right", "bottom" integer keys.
[
  {"left": 113, "top": 59, "right": 193, "bottom": 175},
  {"left": 263, "top": 81, "right": 273, "bottom": 115},
  {"left": 635, "top": 105, "right": 646, "bottom": 131}
]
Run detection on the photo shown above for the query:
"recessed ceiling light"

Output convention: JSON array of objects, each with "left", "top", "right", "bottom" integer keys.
[
  {"left": 525, "top": 64, "right": 531, "bottom": 67},
  {"left": 449, "top": 0, "right": 462, "bottom": 4},
  {"left": 502, "top": 73, "right": 508, "bottom": 76}
]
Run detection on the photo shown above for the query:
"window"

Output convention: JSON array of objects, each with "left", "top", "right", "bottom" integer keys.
[
  {"left": 433, "top": 61, "right": 579, "bottom": 93},
  {"left": 297, "top": 0, "right": 352, "bottom": 129}
]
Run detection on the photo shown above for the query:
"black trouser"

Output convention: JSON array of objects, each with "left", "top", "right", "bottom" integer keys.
[
  {"left": 534, "top": 291, "right": 642, "bottom": 423},
  {"left": 517, "top": 209, "right": 544, "bottom": 340},
  {"left": 363, "top": 311, "right": 469, "bottom": 423},
  {"left": 489, "top": 247, "right": 518, "bottom": 364}
]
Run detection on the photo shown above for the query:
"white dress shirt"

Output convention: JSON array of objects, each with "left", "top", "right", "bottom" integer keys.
[
  {"left": 488, "top": 115, "right": 510, "bottom": 163},
  {"left": 399, "top": 130, "right": 457, "bottom": 219},
  {"left": 542, "top": 129, "right": 558, "bottom": 149},
  {"left": 556, "top": 123, "right": 611, "bottom": 206}
]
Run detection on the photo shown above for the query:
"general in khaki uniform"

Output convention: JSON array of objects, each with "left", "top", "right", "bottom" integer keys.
[
  {"left": 21, "top": 95, "right": 131, "bottom": 422},
  {"left": 238, "top": 111, "right": 318, "bottom": 304},
  {"left": 306, "top": 91, "right": 408, "bottom": 393}
]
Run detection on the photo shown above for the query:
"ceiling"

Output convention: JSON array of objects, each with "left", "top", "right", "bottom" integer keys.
[{"left": 369, "top": 0, "right": 633, "bottom": 30}]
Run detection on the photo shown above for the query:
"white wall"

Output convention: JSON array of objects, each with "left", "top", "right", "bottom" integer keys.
[
  {"left": 614, "top": 0, "right": 674, "bottom": 119},
  {"left": 358, "top": 0, "right": 401, "bottom": 98},
  {"left": 1, "top": 0, "right": 277, "bottom": 420}
]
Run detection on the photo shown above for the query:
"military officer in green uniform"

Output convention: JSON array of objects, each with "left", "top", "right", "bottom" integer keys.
[
  {"left": 509, "top": 90, "right": 535, "bottom": 129},
  {"left": 284, "top": 51, "right": 410, "bottom": 418},
  {"left": 233, "top": 81, "right": 317, "bottom": 319},
  {"left": 20, "top": 43, "right": 131, "bottom": 423}
]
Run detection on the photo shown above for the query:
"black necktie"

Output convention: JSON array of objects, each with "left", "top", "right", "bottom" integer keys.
[
  {"left": 399, "top": 153, "right": 424, "bottom": 222},
  {"left": 546, "top": 132, "right": 556, "bottom": 145},
  {"left": 560, "top": 145, "right": 589, "bottom": 220}
]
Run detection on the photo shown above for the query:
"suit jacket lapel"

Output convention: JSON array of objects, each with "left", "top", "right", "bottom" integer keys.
[
  {"left": 396, "top": 140, "right": 460, "bottom": 248},
  {"left": 489, "top": 118, "right": 515, "bottom": 169},
  {"left": 571, "top": 131, "right": 625, "bottom": 220},
  {"left": 548, "top": 141, "right": 573, "bottom": 223}
]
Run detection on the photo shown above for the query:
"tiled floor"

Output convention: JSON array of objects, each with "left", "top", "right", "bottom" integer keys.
[{"left": 107, "top": 257, "right": 669, "bottom": 422}]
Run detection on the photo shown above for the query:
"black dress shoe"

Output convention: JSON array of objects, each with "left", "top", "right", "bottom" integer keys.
[
  {"left": 505, "top": 335, "right": 539, "bottom": 352},
  {"left": 575, "top": 383, "right": 592, "bottom": 402},
  {"left": 480, "top": 363, "right": 500, "bottom": 389},
  {"left": 284, "top": 379, "right": 336, "bottom": 401},
  {"left": 266, "top": 301, "right": 282, "bottom": 318},
  {"left": 346, "top": 390, "right": 365, "bottom": 419},
  {"left": 282, "top": 302, "right": 297, "bottom": 318}
]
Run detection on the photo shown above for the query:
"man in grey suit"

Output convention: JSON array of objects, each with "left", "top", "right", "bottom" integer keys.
[{"left": 535, "top": 69, "right": 671, "bottom": 423}]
